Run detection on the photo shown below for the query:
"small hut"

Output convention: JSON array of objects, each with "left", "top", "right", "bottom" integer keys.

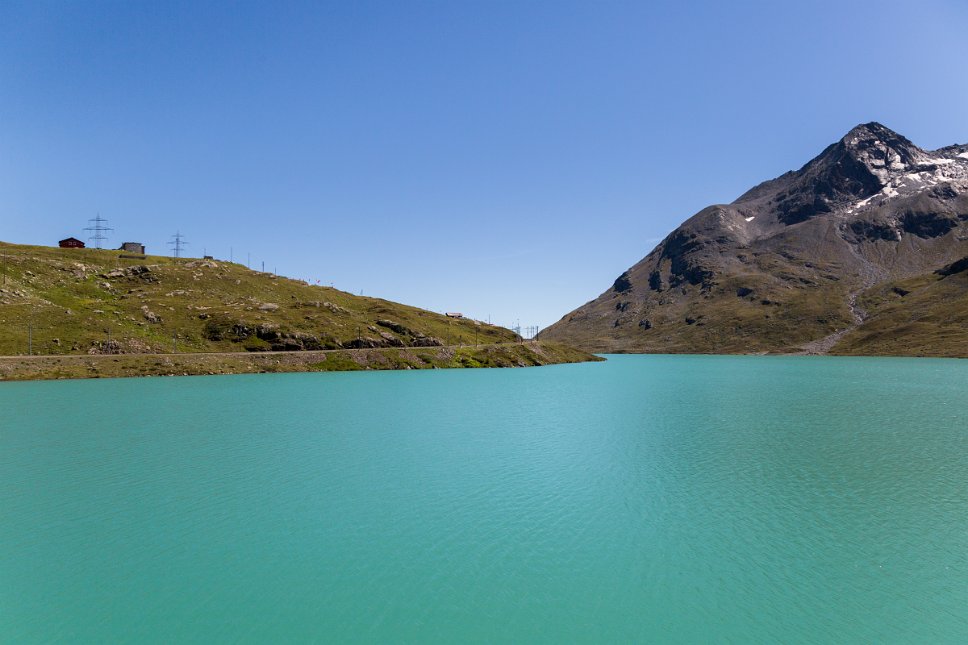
[{"left": 59, "top": 237, "right": 85, "bottom": 249}]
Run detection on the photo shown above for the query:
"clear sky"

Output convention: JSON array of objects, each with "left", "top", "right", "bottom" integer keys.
[{"left": 2, "top": 0, "right": 967, "bottom": 331}]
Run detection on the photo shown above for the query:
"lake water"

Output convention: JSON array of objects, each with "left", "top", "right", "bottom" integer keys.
[{"left": 2, "top": 355, "right": 967, "bottom": 642}]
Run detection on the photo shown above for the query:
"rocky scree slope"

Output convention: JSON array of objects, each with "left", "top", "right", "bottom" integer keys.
[{"left": 540, "top": 123, "right": 968, "bottom": 356}]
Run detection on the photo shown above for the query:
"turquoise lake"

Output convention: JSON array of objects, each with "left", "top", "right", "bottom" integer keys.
[{"left": 2, "top": 355, "right": 967, "bottom": 642}]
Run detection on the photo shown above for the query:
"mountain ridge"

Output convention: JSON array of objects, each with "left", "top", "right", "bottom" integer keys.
[{"left": 540, "top": 122, "right": 968, "bottom": 357}]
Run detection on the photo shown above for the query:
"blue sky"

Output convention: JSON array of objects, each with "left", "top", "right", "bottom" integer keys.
[{"left": 2, "top": 0, "right": 967, "bottom": 330}]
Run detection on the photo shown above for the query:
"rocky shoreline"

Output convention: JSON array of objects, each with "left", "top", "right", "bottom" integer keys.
[{"left": 0, "top": 342, "right": 604, "bottom": 381}]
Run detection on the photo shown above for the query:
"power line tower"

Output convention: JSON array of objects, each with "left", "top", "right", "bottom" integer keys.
[
  {"left": 84, "top": 214, "right": 113, "bottom": 249},
  {"left": 168, "top": 231, "right": 188, "bottom": 258}
]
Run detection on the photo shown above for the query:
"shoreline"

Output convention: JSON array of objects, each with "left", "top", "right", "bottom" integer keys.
[{"left": 0, "top": 341, "right": 604, "bottom": 381}]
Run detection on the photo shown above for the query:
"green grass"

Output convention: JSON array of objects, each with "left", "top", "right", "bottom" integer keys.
[
  {"left": 0, "top": 241, "right": 519, "bottom": 356},
  {"left": 310, "top": 354, "right": 364, "bottom": 371},
  {"left": 832, "top": 270, "right": 968, "bottom": 356}
]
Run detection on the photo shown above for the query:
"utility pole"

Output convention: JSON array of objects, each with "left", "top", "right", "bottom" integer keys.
[
  {"left": 84, "top": 214, "right": 113, "bottom": 249},
  {"left": 168, "top": 231, "right": 188, "bottom": 258},
  {"left": 261, "top": 261, "right": 265, "bottom": 273}
]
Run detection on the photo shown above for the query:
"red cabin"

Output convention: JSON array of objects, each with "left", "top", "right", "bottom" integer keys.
[{"left": 59, "top": 237, "right": 86, "bottom": 249}]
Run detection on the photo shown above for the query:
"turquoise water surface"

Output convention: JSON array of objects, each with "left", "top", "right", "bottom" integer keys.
[{"left": 2, "top": 355, "right": 967, "bottom": 642}]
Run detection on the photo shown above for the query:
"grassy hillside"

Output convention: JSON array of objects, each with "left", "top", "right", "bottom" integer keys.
[
  {"left": 0, "top": 241, "right": 518, "bottom": 356},
  {"left": 541, "top": 209, "right": 968, "bottom": 358},
  {"left": 832, "top": 264, "right": 968, "bottom": 357}
]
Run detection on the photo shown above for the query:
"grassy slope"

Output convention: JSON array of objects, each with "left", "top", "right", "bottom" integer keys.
[
  {"left": 543, "top": 256, "right": 968, "bottom": 358},
  {"left": 542, "top": 251, "right": 856, "bottom": 354},
  {"left": 832, "top": 268, "right": 968, "bottom": 357},
  {"left": 0, "top": 241, "right": 517, "bottom": 356},
  {"left": 542, "top": 240, "right": 968, "bottom": 358}
]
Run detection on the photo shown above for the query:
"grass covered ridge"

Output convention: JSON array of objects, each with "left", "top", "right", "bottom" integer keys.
[{"left": 0, "top": 241, "right": 518, "bottom": 356}]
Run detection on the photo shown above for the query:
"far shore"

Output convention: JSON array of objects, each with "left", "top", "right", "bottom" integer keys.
[{"left": 0, "top": 341, "right": 604, "bottom": 382}]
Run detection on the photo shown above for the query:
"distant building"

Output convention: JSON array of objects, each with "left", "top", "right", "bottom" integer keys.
[
  {"left": 445, "top": 312, "right": 464, "bottom": 318},
  {"left": 119, "top": 242, "right": 146, "bottom": 254},
  {"left": 59, "top": 237, "right": 85, "bottom": 249}
]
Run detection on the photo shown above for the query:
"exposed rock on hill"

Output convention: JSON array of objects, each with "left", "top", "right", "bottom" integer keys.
[{"left": 541, "top": 123, "right": 968, "bottom": 357}]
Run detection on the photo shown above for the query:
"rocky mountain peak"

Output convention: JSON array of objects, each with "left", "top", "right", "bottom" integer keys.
[
  {"left": 837, "top": 122, "right": 924, "bottom": 178},
  {"left": 754, "top": 122, "right": 959, "bottom": 225},
  {"left": 842, "top": 121, "right": 906, "bottom": 144}
]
